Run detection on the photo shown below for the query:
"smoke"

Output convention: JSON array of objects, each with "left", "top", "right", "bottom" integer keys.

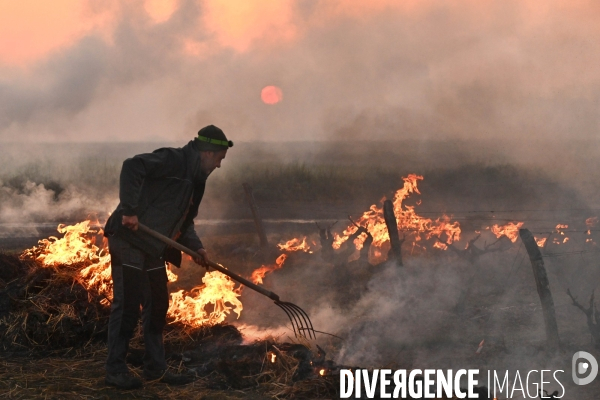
[
  {"left": 214, "top": 159, "right": 600, "bottom": 400},
  {"left": 1, "top": 0, "right": 600, "bottom": 144},
  {"left": 0, "top": 180, "right": 117, "bottom": 238}
]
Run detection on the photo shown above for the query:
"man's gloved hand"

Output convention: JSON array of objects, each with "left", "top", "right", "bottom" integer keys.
[
  {"left": 193, "top": 248, "right": 210, "bottom": 270},
  {"left": 122, "top": 215, "right": 139, "bottom": 231}
]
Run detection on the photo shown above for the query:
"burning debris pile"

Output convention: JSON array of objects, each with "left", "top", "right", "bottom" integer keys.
[
  {"left": 0, "top": 251, "right": 110, "bottom": 350},
  {"left": 0, "top": 220, "right": 246, "bottom": 351}
]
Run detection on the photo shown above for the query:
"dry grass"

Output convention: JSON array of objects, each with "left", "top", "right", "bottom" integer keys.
[
  {"left": 0, "top": 341, "right": 337, "bottom": 399},
  {"left": 0, "top": 346, "right": 234, "bottom": 399}
]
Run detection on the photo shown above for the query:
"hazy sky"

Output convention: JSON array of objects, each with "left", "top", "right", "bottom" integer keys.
[{"left": 1, "top": 0, "right": 599, "bottom": 142}]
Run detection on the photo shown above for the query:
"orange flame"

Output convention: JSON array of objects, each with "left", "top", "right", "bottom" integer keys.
[
  {"left": 552, "top": 224, "right": 569, "bottom": 245},
  {"left": 277, "top": 237, "right": 312, "bottom": 253},
  {"left": 251, "top": 254, "right": 288, "bottom": 285},
  {"left": 21, "top": 220, "right": 243, "bottom": 327},
  {"left": 433, "top": 242, "right": 448, "bottom": 250},
  {"left": 490, "top": 221, "right": 524, "bottom": 242},
  {"left": 332, "top": 174, "right": 461, "bottom": 253},
  {"left": 26, "top": 220, "right": 102, "bottom": 266},
  {"left": 168, "top": 270, "right": 242, "bottom": 327},
  {"left": 534, "top": 237, "right": 547, "bottom": 247}
]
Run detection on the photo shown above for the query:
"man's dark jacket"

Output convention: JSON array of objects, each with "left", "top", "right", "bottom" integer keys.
[{"left": 104, "top": 140, "right": 206, "bottom": 266}]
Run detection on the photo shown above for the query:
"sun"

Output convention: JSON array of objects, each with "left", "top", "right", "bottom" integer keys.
[{"left": 261, "top": 85, "right": 283, "bottom": 105}]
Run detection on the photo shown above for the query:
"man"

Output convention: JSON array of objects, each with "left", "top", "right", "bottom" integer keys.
[{"left": 103, "top": 125, "right": 232, "bottom": 389}]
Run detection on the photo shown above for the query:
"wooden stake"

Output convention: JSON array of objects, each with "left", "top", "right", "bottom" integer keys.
[
  {"left": 519, "top": 228, "right": 560, "bottom": 350},
  {"left": 242, "top": 183, "right": 269, "bottom": 250},
  {"left": 383, "top": 199, "right": 403, "bottom": 266}
]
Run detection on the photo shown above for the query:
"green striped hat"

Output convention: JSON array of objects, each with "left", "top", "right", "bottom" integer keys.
[{"left": 196, "top": 125, "right": 233, "bottom": 151}]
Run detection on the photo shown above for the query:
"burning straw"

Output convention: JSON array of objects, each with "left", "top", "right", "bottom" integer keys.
[
  {"left": 0, "top": 222, "right": 340, "bottom": 398},
  {"left": 0, "top": 220, "right": 248, "bottom": 351}
]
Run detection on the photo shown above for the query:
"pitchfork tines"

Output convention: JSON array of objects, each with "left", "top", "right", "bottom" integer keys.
[{"left": 275, "top": 300, "right": 316, "bottom": 340}]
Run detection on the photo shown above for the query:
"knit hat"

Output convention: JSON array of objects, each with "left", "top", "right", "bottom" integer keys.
[{"left": 196, "top": 125, "right": 234, "bottom": 151}]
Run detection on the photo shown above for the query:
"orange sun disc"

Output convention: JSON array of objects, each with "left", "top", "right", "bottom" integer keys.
[{"left": 261, "top": 85, "right": 283, "bottom": 105}]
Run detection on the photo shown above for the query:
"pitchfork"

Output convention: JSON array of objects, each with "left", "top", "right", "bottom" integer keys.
[{"left": 137, "top": 223, "right": 317, "bottom": 339}]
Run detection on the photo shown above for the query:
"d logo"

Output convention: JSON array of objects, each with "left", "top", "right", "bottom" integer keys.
[{"left": 572, "top": 351, "right": 598, "bottom": 385}]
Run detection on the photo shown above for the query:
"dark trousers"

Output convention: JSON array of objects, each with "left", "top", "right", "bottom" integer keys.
[{"left": 105, "top": 236, "right": 169, "bottom": 374}]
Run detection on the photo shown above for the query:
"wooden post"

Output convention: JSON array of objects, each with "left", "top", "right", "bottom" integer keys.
[
  {"left": 383, "top": 199, "right": 403, "bottom": 266},
  {"left": 519, "top": 228, "right": 560, "bottom": 350},
  {"left": 242, "top": 183, "right": 269, "bottom": 250}
]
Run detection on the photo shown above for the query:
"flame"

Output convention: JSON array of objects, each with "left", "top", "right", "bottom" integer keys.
[
  {"left": 319, "top": 369, "right": 325, "bottom": 376},
  {"left": 433, "top": 242, "right": 448, "bottom": 250},
  {"left": 534, "top": 237, "right": 547, "bottom": 247},
  {"left": 78, "top": 250, "right": 113, "bottom": 305},
  {"left": 21, "top": 220, "right": 243, "bottom": 327},
  {"left": 586, "top": 217, "right": 598, "bottom": 228},
  {"left": 23, "top": 220, "right": 101, "bottom": 266},
  {"left": 332, "top": 174, "right": 461, "bottom": 254},
  {"left": 166, "top": 264, "right": 178, "bottom": 282},
  {"left": 277, "top": 237, "right": 312, "bottom": 253},
  {"left": 251, "top": 254, "right": 288, "bottom": 285},
  {"left": 168, "top": 270, "right": 242, "bottom": 327},
  {"left": 553, "top": 224, "right": 569, "bottom": 244},
  {"left": 269, "top": 352, "right": 277, "bottom": 363},
  {"left": 490, "top": 221, "right": 524, "bottom": 242},
  {"left": 249, "top": 236, "right": 312, "bottom": 284}
]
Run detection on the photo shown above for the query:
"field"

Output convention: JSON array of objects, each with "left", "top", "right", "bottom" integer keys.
[{"left": 1, "top": 139, "right": 600, "bottom": 398}]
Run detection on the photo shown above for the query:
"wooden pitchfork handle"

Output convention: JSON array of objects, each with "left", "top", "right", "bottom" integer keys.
[{"left": 137, "top": 223, "right": 280, "bottom": 302}]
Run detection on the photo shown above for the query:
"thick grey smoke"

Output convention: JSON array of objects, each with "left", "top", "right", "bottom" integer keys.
[
  {"left": 0, "top": 181, "right": 116, "bottom": 226},
  {"left": 1, "top": 0, "right": 599, "bottom": 144}
]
